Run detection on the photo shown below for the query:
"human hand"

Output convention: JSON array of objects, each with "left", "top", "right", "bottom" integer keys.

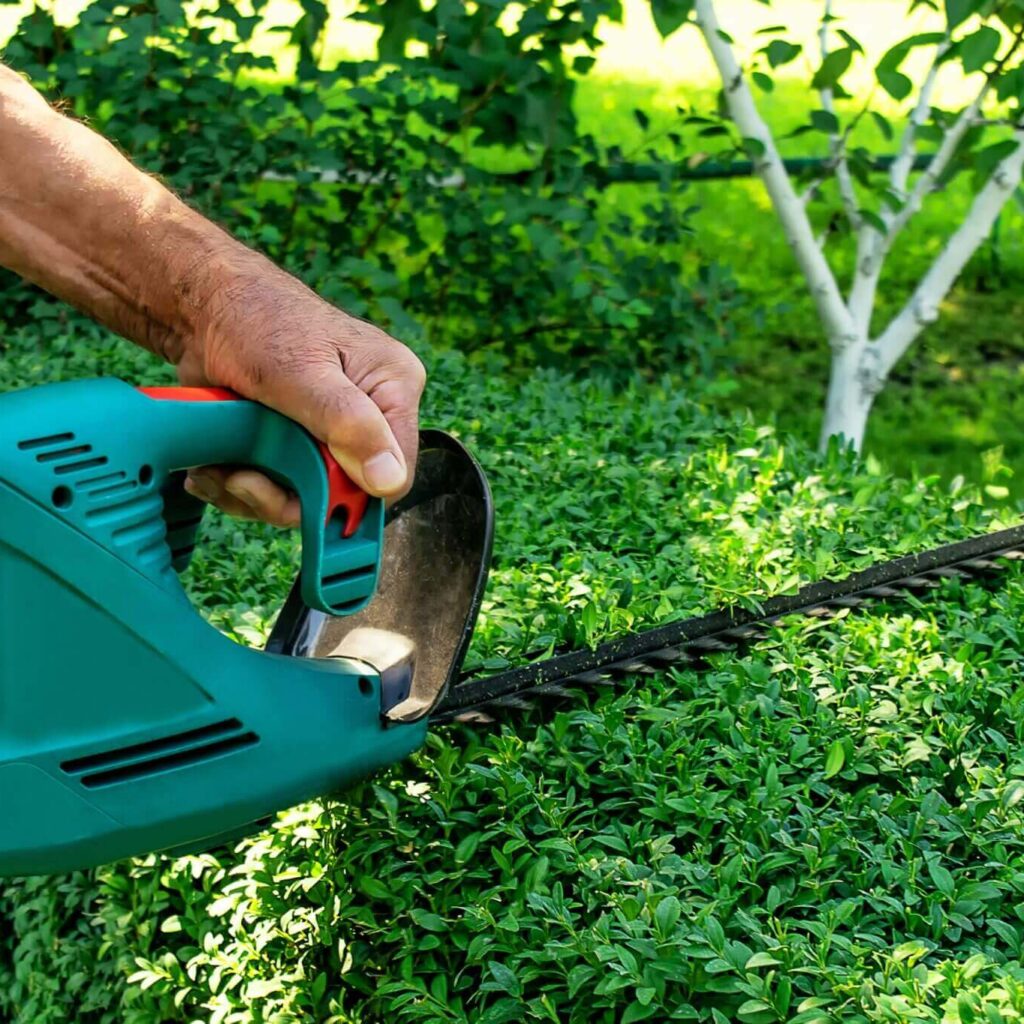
[{"left": 175, "top": 254, "right": 425, "bottom": 527}]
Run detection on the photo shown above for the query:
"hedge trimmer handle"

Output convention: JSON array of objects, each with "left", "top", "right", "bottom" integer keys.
[{"left": 0, "top": 379, "right": 383, "bottom": 616}]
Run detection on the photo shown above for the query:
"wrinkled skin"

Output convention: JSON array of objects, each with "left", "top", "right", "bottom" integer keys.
[
  {"left": 176, "top": 255, "right": 426, "bottom": 525},
  {"left": 0, "top": 63, "right": 425, "bottom": 525}
]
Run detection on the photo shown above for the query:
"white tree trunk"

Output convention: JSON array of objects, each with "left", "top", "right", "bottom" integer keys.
[
  {"left": 693, "top": 0, "right": 858, "bottom": 351},
  {"left": 819, "top": 338, "right": 877, "bottom": 449}
]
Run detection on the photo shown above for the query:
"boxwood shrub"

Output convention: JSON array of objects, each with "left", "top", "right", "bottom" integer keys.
[{"left": 1, "top": 334, "right": 1022, "bottom": 1023}]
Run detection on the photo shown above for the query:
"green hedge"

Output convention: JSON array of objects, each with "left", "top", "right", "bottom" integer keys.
[{"left": 2, "top": 328, "right": 1024, "bottom": 1023}]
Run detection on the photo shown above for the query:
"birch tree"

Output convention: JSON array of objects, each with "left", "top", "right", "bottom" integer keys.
[{"left": 651, "top": 0, "right": 1024, "bottom": 450}]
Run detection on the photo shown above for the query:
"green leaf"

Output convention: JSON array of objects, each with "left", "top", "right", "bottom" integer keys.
[
  {"left": 766, "top": 40, "right": 802, "bottom": 68},
  {"left": 746, "top": 951, "right": 782, "bottom": 968},
  {"left": 877, "top": 68, "right": 913, "bottom": 100},
  {"left": 487, "top": 961, "right": 522, "bottom": 997},
  {"left": 928, "top": 860, "right": 956, "bottom": 897},
  {"left": 824, "top": 740, "right": 846, "bottom": 778},
  {"left": 945, "top": 0, "right": 974, "bottom": 30},
  {"left": 358, "top": 876, "right": 392, "bottom": 900},
  {"left": 655, "top": 895, "right": 682, "bottom": 933},
  {"left": 623, "top": 1003, "right": 658, "bottom": 1023},
  {"left": 455, "top": 832, "right": 482, "bottom": 864},
  {"left": 649, "top": 0, "right": 694, "bottom": 38},
  {"left": 810, "top": 109, "right": 840, "bottom": 134},
  {"left": 893, "top": 940, "right": 931, "bottom": 964},
  {"left": 838, "top": 29, "right": 864, "bottom": 54},
  {"left": 410, "top": 909, "right": 447, "bottom": 932},
  {"left": 1003, "top": 781, "right": 1024, "bottom": 808},
  {"left": 752, "top": 71, "right": 774, "bottom": 93},
  {"left": 812, "top": 47, "right": 854, "bottom": 90},
  {"left": 871, "top": 111, "right": 894, "bottom": 141},
  {"left": 960, "top": 26, "right": 1001, "bottom": 73}
]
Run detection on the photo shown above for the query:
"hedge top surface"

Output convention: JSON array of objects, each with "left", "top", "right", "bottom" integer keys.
[{"left": 2, "top": 335, "right": 1023, "bottom": 1024}]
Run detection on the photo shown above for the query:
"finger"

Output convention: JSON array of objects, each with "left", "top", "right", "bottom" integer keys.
[
  {"left": 223, "top": 469, "right": 301, "bottom": 528},
  {"left": 185, "top": 468, "right": 299, "bottom": 528},
  {"left": 270, "top": 361, "right": 412, "bottom": 499},
  {"left": 366, "top": 372, "right": 424, "bottom": 491},
  {"left": 185, "top": 472, "right": 258, "bottom": 520}
]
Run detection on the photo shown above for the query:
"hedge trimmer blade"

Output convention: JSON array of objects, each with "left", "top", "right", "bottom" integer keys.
[
  {"left": 269, "top": 428, "right": 1024, "bottom": 734},
  {"left": 434, "top": 524, "right": 1024, "bottom": 722}
]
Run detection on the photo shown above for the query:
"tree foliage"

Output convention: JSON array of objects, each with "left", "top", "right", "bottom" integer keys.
[{"left": 0, "top": 0, "right": 738, "bottom": 375}]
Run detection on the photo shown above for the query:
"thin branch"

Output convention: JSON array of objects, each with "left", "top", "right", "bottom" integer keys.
[
  {"left": 693, "top": 0, "right": 858, "bottom": 349},
  {"left": 888, "top": 89, "right": 988, "bottom": 238},
  {"left": 848, "top": 75, "right": 987, "bottom": 330},
  {"left": 889, "top": 38, "right": 949, "bottom": 198},
  {"left": 818, "top": 0, "right": 860, "bottom": 229},
  {"left": 848, "top": 26, "right": 1024, "bottom": 331},
  {"left": 873, "top": 128, "right": 1024, "bottom": 380},
  {"left": 848, "top": 36, "right": 950, "bottom": 330}
]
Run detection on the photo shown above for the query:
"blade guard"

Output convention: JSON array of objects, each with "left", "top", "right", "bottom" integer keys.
[
  {"left": 268, "top": 430, "right": 495, "bottom": 724},
  {"left": 0, "top": 377, "right": 424, "bottom": 877}
]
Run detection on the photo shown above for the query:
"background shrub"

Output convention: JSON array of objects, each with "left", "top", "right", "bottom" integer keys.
[{"left": 0, "top": 0, "right": 738, "bottom": 375}]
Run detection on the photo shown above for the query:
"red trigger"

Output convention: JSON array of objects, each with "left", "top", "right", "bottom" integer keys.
[{"left": 318, "top": 443, "right": 369, "bottom": 537}]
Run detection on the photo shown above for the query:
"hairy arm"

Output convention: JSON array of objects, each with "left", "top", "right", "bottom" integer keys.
[
  {"left": 0, "top": 66, "right": 424, "bottom": 515},
  {"left": 0, "top": 64, "right": 227, "bottom": 360}
]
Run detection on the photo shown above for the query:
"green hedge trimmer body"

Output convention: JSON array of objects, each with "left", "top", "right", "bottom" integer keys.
[
  {"left": 0, "top": 379, "right": 491, "bottom": 876},
  {"left": 1, "top": 377, "right": 1020, "bottom": 878}
]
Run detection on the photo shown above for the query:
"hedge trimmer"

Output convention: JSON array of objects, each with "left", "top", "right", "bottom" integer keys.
[{"left": 1, "top": 379, "right": 1020, "bottom": 877}]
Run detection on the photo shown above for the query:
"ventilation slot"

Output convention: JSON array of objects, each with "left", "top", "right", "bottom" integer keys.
[
  {"left": 76, "top": 470, "right": 127, "bottom": 492},
  {"left": 17, "top": 432, "right": 74, "bottom": 451},
  {"left": 54, "top": 456, "right": 108, "bottom": 476},
  {"left": 62, "top": 719, "right": 258, "bottom": 789},
  {"left": 322, "top": 565, "right": 376, "bottom": 588},
  {"left": 88, "top": 479, "right": 139, "bottom": 500},
  {"left": 36, "top": 444, "right": 92, "bottom": 463}
]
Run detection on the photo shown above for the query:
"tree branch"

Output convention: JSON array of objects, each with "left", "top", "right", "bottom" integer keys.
[
  {"left": 818, "top": 0, "right": 860, "bottom": 230},
  {"left": 848, "top": 75, "right": 986, "bottom": 331},
  {"left": 693, "top": 0, "right": 858, "bottom": 349},
  {"left": 889, "top": 39, "right": 949, "bottom": 198},
  {"left": 872, "top": 129, "right": 1024, "bottom": 381}
]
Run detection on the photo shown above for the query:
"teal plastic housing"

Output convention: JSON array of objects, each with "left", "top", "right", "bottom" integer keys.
[{"left": 0, "top": 378, "right": 427, "bottom": 876}]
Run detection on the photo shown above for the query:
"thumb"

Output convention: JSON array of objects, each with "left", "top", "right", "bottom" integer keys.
[{"left": 269, "top": 362, "right": 410, "bottom": 499}]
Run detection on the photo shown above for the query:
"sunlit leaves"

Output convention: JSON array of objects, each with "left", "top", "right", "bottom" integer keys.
[
  {"left": 810, "top": 108, "right": 840, "bottom": 135},
  {"left": 812, "top": 45, "right": 854, "bottom": 90},
  {"left": 945, "top": 0, "right": 977, "bottom": 31},
  {"left": 764, "top": 38, "right": 801, "bottom": 68}
]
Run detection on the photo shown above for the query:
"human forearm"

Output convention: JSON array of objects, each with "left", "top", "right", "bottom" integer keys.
[
  {"left": 0, "top": 64, "right": 231, "bottom": 361},
  {"left": 0, "top": 66, "right": 424, "bottom": 502}
]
